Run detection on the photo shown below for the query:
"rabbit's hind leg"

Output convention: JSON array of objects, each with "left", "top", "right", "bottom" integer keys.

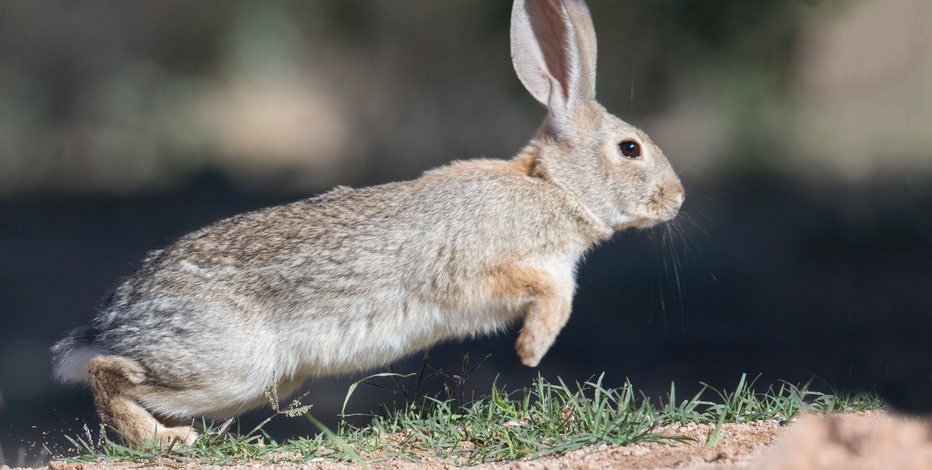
[{"left": 88, "top": 355, "right": 198, "bottom": 447}]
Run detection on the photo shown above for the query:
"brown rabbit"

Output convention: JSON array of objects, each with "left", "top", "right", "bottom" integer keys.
[{"left": 51, "top": 0, "right": 684, "bottom": 447}]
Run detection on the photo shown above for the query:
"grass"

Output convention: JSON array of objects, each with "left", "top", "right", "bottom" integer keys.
[{"left": 59, "top": 368, "right": 883, "bottom": 467}]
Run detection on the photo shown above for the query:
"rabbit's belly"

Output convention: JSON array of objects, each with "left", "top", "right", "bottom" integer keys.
[
  {"left": 290, "top": 298, "right": 527, "bottom": 376},
  {"left": 138, "top": 297, "right": 521, "bottom": 419},
  {"left": 127, "top": 295, "right": 528, "bottom": 418},
  {"left": 133, "top": 334, "right": 308, "bottom": 419}
]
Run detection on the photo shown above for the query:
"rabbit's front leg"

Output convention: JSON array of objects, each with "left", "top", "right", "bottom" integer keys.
[
  {"left": 494, "top": 264, "right": 575, "bottom": 367},
  {"left": 515, "top": 291, "right": 572, "bottom": 367}
]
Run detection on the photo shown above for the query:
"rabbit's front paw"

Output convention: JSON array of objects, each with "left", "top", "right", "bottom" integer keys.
[
  {"left": 514, "top": 291, "right": 573, "bottom": 368},
  {"left": 515, "top": 330, "right": 547, "bottom": 367}
]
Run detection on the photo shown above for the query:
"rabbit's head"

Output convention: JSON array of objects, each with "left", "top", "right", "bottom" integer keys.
[{"left": 512, "top": 0, "right": 684, "bottom": 231}]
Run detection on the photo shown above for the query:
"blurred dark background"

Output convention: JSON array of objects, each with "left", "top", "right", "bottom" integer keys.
[{"left": 1, "top": 0, "right": 930, "bottom": 466}]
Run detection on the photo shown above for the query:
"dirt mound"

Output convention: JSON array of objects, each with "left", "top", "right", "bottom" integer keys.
[{"left": 752, "top": 411, "right": 932, "bottom": 470}]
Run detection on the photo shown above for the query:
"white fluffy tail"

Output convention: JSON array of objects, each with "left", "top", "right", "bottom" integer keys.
[{"left": 50, "top": 327, "right": 105, "bottom": 384}]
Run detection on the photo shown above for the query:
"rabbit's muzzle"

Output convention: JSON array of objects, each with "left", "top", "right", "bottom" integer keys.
[{"left": 639, "top": 177, "right": 685, "bottom": 227}]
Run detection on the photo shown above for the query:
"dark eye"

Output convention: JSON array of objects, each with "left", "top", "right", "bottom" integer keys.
[{"left": 619, "top": 141, "right": 641, "bottom": 159}]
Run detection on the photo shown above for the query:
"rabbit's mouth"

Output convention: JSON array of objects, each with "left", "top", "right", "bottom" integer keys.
[
  {"left": 621, "top": 215, "right": 676, "bottom": 231},
  {"left": 612, "top": 211, "right": 675, "bottom": 231},
  {"left": 618, "top": 188, "right": 684, "bottom": 230}
]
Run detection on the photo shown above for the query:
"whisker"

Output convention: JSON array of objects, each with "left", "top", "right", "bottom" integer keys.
[
  {"left": 674, "top": 155, "right": 716, "bottom": 177},
  {"left": 664, "top": 224, "right": 687, "bottom": 335},
  {"left": 652, "top": 228, "right": 668, "bottom": 326},
  {"left": 674, "top": 212, "right": 719, "bottom": 283}
]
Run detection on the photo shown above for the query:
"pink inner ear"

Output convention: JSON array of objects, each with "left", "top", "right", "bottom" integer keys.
[
  {"left": 512, "top": 0, "right": 582, "bottom": 109},
  {"left": 526, "top": 0, "right": 574, "bottom": 101}
]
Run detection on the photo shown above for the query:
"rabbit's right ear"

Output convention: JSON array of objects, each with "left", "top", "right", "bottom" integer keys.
[{"left": 511, "top": 0, "right": 598, "bottom": 128}]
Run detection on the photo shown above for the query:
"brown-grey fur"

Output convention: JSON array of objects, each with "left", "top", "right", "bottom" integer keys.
[{"left": 51, "top": 0, "right": 684, "bottom": 446}]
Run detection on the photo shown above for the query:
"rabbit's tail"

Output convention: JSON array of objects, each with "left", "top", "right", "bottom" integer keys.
[{"left": 50, "top": 327, "right": 106, "bottom": 384}]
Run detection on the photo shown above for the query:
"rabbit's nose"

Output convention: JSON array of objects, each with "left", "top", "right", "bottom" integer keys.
[
  {"left": 657, "top": 178, "right": 685, "bottom": 221},
  {"left": 671, "top": 181, "right": 685, "bottom": 209}
]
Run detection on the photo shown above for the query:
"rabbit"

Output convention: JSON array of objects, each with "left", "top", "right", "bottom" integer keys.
[{"left": 51, "top": 0, "right": 684, "bottom": 447}]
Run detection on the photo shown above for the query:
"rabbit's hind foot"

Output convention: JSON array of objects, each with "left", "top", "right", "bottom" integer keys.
[{"left": 88, "top": 355, "right": 198, "bottom": 448}]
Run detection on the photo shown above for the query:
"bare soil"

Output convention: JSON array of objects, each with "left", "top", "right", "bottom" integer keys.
[{"left": 33, "top": 410, "right": 932, "bottom": 470}]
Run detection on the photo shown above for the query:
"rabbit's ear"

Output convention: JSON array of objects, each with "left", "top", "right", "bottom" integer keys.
[{"left": 511, "top": 0, "right": 597, "bottom": 119}]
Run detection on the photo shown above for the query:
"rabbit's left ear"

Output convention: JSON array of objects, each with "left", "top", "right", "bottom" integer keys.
[{"left": 511, "top": 0, "right": 598, "bottom": 118}]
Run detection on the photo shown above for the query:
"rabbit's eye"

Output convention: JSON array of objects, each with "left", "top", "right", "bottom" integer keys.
[{"left": 619, "top": 141, "right": 641, "bottom": 159}]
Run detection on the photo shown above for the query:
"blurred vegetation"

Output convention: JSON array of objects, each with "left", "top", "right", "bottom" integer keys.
[
  {"left": 1, "top": 0, "right": 928, "bottom": 197},
  {"left": 1, "top": 2, "right": 931, "bottom": 465}
]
